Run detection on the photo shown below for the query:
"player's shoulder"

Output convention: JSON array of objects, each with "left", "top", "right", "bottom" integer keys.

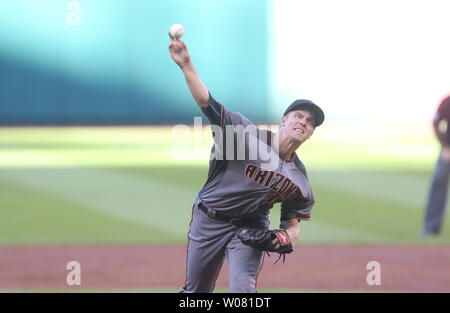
[
  {"left": 293, "top": 156, "right": 309, "bottom": 178},
  {"left": 438, "top": 95, "right": 450, "bottom": 113},
  {"left": 223, "top": 105, "right": 255, "bottom": 128},
  {"left": 440, "top": 95, "right": 450, "bottom": 107},
  {"left": 232, "top": 112, "right": 254, "bottom": 127},
  {"left": 257, "top": 127, "right": 275, "bottom": 143}
]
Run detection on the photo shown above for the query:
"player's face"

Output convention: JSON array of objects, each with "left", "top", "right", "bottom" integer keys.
[{"left": 281, "top": 110, "right": 315, "bottom": 143}]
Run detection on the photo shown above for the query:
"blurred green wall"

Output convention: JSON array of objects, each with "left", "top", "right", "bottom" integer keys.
[{"left": 0, "top": 0, "right": 269, "bottom": 125}]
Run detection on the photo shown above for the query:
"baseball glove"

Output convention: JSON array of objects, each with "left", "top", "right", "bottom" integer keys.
[{"left": 236, "top": 228, "right": 293, "bottom": 263}]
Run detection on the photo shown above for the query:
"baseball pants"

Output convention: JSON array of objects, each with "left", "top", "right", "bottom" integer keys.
[
  {"left": 180, "top": 204, "right": 269, "bottom": 293},
  {"left": 423, "top": 153, "right": 450, "bottom": 235}
]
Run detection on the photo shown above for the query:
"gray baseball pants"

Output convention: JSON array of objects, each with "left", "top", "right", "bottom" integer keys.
[
  {"left": 423, "top": 153, "right": 450, "bottom": 235},
  {"left": 180, "top": 204, "right": 269, "bottom": 293}
]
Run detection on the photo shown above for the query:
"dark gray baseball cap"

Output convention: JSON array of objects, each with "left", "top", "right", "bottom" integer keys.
[{"left": 283, "top": 99, "right": 325, "bottom": 127}]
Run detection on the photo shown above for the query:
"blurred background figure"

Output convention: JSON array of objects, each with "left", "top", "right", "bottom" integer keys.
[{"left": 423, "top": 95, "right": 450, "bottom": 237}]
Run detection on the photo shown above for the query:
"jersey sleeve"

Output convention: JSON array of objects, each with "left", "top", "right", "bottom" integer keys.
[
  {"left": 202, "top": 93, "right": 253, "bottom": 128},
  {"left": 280, "top": 196, "right": 314, "bottom": 222}
]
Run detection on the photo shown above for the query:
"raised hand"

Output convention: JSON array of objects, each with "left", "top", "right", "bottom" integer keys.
[{"left": 169, "top": 33, "right": 191, "bottom": 69}]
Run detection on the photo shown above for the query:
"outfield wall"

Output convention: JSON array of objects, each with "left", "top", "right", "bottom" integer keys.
[{"left": 0, "top": 0, "right": 269, "bottom": 125}]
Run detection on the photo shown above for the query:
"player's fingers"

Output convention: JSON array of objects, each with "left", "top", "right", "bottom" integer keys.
[
  {"left": 271, "top": 238, "right": 279, "bottom": 248},
  {"left": 169, "top": 45, "right": 177, "bottom": 57},
  {"left": 171, "top": 42, "right": 183, "bottom": 54},
  {"left": 169, "top": 33, "right": 179, "bottom": 47},
  {"left": 169, "top": 46, "right": 179, "bottom": 57}
]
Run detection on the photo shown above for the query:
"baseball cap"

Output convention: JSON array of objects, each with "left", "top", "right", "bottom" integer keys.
[{"left": 283, "top": 99, "right": 325, "bottom": 127}]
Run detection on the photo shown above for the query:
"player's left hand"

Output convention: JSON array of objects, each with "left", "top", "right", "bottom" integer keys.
[
  {"left": 271, "top": 227, "right": 298, "bottom": 250},
  {"left": 237, "top": 228, "right": 293, "bottom": 254}
]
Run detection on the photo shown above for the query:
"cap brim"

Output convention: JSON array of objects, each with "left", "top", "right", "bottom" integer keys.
[{"left": 284, "top": 102, "right": 325, "bottom": 127}]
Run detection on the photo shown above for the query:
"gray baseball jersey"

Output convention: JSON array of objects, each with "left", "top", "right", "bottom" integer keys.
[{"left": 181, "top": 93, "right": 315, "bottom": 293}]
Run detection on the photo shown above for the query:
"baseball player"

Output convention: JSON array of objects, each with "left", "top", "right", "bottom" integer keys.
[
  {"left": 169, "top": 34, "right": 324, "bottom": 293},
  {"left": 422, "top": 95, "right": 450, "bottom": 237}
]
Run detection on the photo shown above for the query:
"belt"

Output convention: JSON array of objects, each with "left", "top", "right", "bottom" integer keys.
[{"left": 198, "top": 203, "right": 245, "bottom": 226}]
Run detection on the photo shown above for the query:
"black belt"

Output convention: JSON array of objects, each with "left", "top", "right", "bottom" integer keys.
[{"left": 198, "top": 203, "right": 244, "bottom": 225}]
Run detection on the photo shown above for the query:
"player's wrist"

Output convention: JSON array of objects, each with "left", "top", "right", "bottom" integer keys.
[
  {"left": 286, "top": 228, "right": 299, "bottom": 245},
  {"left": 180, "top": 60, "right": 193, "bottom": 71}
]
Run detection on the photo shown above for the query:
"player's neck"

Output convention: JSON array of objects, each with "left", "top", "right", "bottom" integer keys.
[{"left": 273, "top": 131, "right": 302, "bottom": 161}]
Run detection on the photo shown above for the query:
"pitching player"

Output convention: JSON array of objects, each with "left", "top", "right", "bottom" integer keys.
[{"left": 169, "top": 34, "right": 324, "bottom": 293}]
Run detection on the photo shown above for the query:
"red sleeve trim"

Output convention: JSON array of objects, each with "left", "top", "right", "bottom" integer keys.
[
  {"left": 297, "top": 214, "right": 311, "bottom": 220},
  {"left": 281, "top": 214, "right": 311, "bottom": 222}
]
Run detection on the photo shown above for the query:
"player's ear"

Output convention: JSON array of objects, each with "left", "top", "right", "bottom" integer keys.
[{"left": 281, "top": 115, "right": 286, "bottom": 127}]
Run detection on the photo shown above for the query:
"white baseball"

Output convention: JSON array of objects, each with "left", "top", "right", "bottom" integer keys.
[{"left": 169, "top": 24, "right": 184, "bottom": 40}]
